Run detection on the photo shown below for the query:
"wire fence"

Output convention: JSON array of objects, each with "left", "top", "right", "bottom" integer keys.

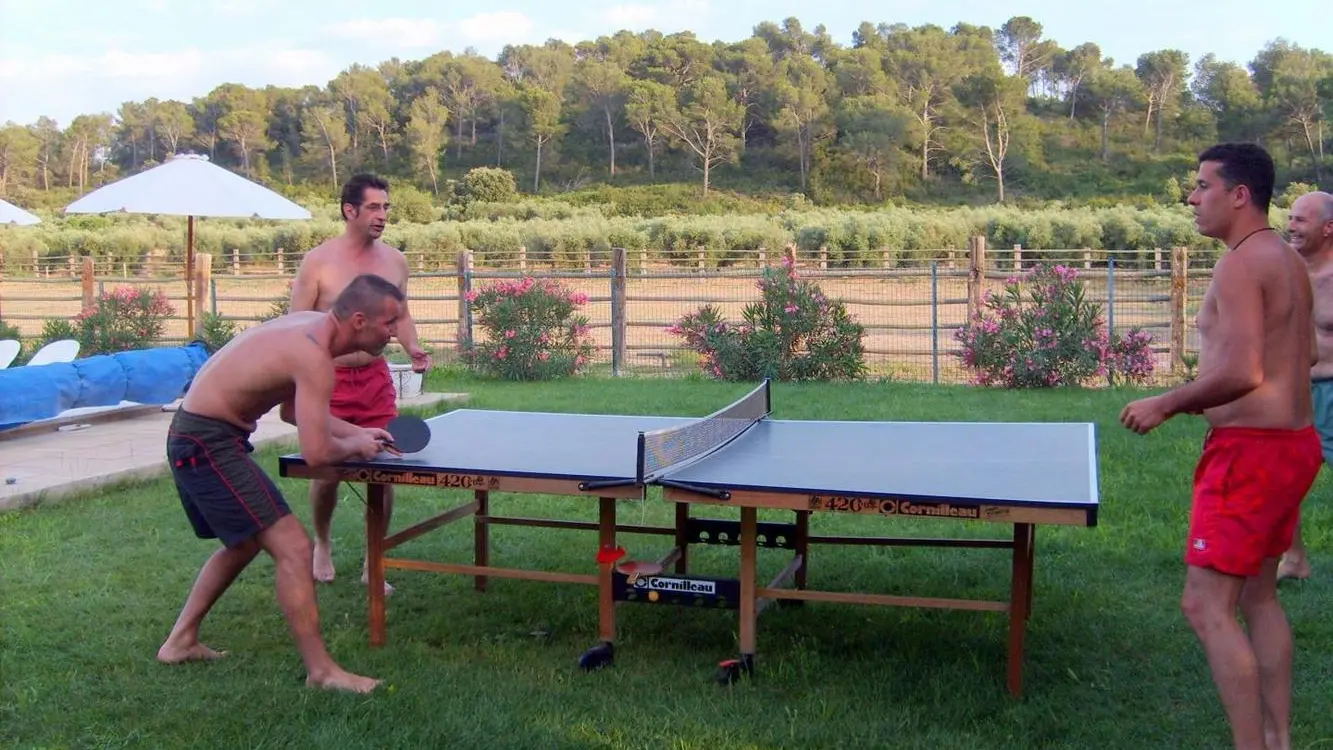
[{"left": 0, "top": 241, "right": 1205, "bottom": 385}]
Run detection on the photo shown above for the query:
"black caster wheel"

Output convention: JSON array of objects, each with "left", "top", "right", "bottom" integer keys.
[
  {"left": 578, "top": 642, "right": 614, "bottom": 671},
  {"left": 714, "top": 654, "right": 754, "bottom": 685}
]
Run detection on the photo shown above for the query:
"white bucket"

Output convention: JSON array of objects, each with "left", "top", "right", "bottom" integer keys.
[{"left": 387, "top": 363, "right": 423, "bottom": 400}]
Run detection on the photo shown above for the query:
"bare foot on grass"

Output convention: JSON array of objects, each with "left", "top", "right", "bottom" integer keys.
[
  {"left": 307, "top": 668, "right": 382, "bottom": 694},
  {"left": 157, "top": 640, "right": 227, "bottom": 664},
  {"left": 313, "top": 543, "right": 336, "bottom": 583},
  {"left": 361, "top": 564, "right": 395, "bottom": 596},
  {"left": 1277, "top": 555, "right": 1311, "bottom": 581}
]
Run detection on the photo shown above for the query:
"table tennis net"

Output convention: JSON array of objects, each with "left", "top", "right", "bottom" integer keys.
[{"left": 636, "top": 379, "right": 771, "bottom": 482}]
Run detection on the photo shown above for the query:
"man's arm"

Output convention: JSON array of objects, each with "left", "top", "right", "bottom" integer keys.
[
  {"left": 288, "top": 251, "right": 322, "bottom": 313},
  {"left": 290, "top": 353, "right": 376, "bottom": 467},
  {"left": 281, "top": 397, "right": 371, "bottom": 438},
  {"left": 1158, "top": 254, "right": 1265, "bottom": 417},
  {"left": 391, "top": 252, "right": 432, "bottom": 372}
]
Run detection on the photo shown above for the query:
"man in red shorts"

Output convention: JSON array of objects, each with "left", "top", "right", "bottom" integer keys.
[
  {"left": 1121, "top": 143, "right": 1322, "bottom": 750},
  {"left": 290, "top": 174, "right": 432, "bottom": 594}
]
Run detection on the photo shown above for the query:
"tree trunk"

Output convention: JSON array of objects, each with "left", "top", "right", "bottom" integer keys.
[
  {"left": 1101, "top": 110, "right": 1111, "bottom": 162},
  {"left": 605, "top": 105, "right": 616, "bottom": 176},
  {"left": 533, "top": 139, "right": 543, "bottom": 192}
]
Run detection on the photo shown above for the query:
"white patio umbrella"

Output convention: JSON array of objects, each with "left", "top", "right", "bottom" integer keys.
[
  {"left": 0, "top": 197, "right": 41, "bottom": 226},
  {"left": 0, "top": 198, "right": 40, "bottom": 319},
  {"left": 63, "top": 153, "right": 312, "bottom": 334}
]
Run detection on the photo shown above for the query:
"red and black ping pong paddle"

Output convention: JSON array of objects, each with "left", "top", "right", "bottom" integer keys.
[{"left": 382, "top": 415, "right": 431, "bottom": 455}]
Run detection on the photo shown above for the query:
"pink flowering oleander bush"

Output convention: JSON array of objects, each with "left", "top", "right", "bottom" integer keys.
[
  {"left": 954, "top": 264, "right": 1156, "bottom": 388},
  {"left": 74, "top": 285, "right": 175, "bottom": 355},
  {"left": 667, "top": 256, "right": 867, "bottom": 382},
  {"left": 463, "top": 277, "right": 596, "bottom": 380}
]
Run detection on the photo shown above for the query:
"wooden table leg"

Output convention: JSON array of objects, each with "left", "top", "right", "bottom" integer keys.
[
  {"left": 474, "top": 489, "right": 489, "bottom": 592},
  {"left": 1006, "top": 522, "right": 1035, "bottom": 696},
  {"left": 366, "top": 483, "right": 388, "bottom": 648},
  {"left": 598, "top": 497, "right": 617, "bottom": 647},
  {"left": 738, "top": 506, "right": 758, "bottom": 674},
  {"left": 794, "top": 510, "right": 810, "bottom": 591}
]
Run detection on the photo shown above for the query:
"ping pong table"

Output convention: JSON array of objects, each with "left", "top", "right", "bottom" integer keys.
[{"left": 278, "top": 379, "right": 1099, "bottom": 697}]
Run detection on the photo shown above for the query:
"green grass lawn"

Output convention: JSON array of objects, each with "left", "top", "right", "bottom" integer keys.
[{"left": 3, "top": 372, "right": 1332, "bottom": 749}]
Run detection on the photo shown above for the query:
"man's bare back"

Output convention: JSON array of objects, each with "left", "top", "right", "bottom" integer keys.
[
  {"left": 1194, "top": 231, "right": 1315, "bottom": 431},
  {"left": 291, "top": 238, "right": 408, "bottom": 369},
  {"left": 182, "top": 312, "right": 333, "bottom": 431}
]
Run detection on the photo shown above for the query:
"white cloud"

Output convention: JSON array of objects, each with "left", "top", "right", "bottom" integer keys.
[
  {"left": 0, "top": 46, "right": 338, "bottom": 125},
  {"left": 324, "top": 18, "right": 443, "bottom": 49},
  {"left": 605, "top": 4, "right": 661, "bottom": 28},
  {"left": 458, "top": 11, "right": 534, "bottom": 43},
  {"left": 209, "top": 0, "right": 261, "bottom": 13}
]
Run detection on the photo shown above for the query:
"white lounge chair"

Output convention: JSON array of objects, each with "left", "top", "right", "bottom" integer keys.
[
  {"left": 25, "top": 339, "right": 80, "bottom": 366},
  {"left": 0, "top": 339, "right": 19, "bottom": 369}
]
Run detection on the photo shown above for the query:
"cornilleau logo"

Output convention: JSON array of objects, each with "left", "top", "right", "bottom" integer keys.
[{"left": 632, "top": 576, "right": 716, "bottom": 595}]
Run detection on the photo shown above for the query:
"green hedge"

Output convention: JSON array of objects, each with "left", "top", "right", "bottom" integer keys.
[{"left": 2, "top": 200, "right": 1281, "bottom": 273}]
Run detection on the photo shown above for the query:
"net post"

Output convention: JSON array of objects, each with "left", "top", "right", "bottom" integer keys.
[{"left": 635, "top": 432, "right": 647, "bottom": 484}]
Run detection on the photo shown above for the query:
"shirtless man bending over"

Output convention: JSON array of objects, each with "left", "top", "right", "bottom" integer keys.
[
  {"left": 1281, "top": 190, "right": 1333, "bottom": 580},
  {"left": 1120, "top": 143, "right": 1323, "bottom": 750},
  {"left": 159, "top": 273, "right": 405, "bottom": 694},
  {"left": 289, "top": 173, "right": 432, "bottom": 593}
]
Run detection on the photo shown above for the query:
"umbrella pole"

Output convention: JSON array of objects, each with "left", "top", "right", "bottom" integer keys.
[{"left": 186, "top": 215, "right": 195, "bottom": 339}]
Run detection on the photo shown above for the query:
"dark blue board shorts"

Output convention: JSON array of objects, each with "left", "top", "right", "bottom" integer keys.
[{"left": 166, "top": 408, "right": 291, "bottom": 548}]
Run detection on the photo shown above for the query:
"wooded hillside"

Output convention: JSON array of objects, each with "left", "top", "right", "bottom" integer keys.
[{"left": 0, "top": 16, "right": 1327, "bottom": 211}]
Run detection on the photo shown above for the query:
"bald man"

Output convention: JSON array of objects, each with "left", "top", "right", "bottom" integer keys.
[{"left": 1282, "top": 190, "right": 1333, "bottom": 580}]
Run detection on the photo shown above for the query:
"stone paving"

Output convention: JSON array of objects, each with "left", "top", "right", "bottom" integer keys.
[{"left": 0, "top": 392, "right": 466, "bottom": 511}]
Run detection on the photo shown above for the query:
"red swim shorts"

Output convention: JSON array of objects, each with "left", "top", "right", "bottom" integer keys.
[
  {"left": 1186, "top": 425, "right": 1323, "bottom": 577},
  {"left": 329, "top": 358, "right": 398, "bottom": 430}
]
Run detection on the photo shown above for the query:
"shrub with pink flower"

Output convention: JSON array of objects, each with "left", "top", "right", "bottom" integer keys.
[
  {"left": 463, "top": 276, "right": 596, "bottom": 380},
  {"left": 74, "top": 285, "right": 175, "bottom": 355},
  {"left": 953, "top": 263, "right": 1156, "bottom": 388},
  {"left": 667, "top": 255, "right": 867, "bottom": 381}
]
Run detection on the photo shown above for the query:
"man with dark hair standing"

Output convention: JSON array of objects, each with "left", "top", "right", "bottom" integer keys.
[
  {"left": 1121, "top": 143, "right": 1322, "bottom": 750},
  {"left": 1280, "top": 190, "right": 1333, "bottom": 580},
  {"left": 290, "top": 173, "right": 432, "bottom": 594},
  {"left": 161, "top": 274, "right": 405, "bottom": 693}
]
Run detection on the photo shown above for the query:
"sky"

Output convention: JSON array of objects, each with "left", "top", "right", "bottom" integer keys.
[{"left": 0, "top": 0, "right": 1325, "bottom": 127}]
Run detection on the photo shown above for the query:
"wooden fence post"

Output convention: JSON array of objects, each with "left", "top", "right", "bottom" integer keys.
[
  {"left": 456, "top": 250, "right": 473, "bottom": 352},
  {"left": 967, "top": 236, "right": 986, "bottom": 321},
  {"left": 193, "top": 253, "right": 212, "bottom": 337},
  {"left": 1170, "top": 246, "right": 1188, "bottom": 375},
  {"left": 611, "top": 248, "right": 627, "bottom": 376},
  {"left": 81, "top": 256, "right": 95, "bottom": 310}
]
